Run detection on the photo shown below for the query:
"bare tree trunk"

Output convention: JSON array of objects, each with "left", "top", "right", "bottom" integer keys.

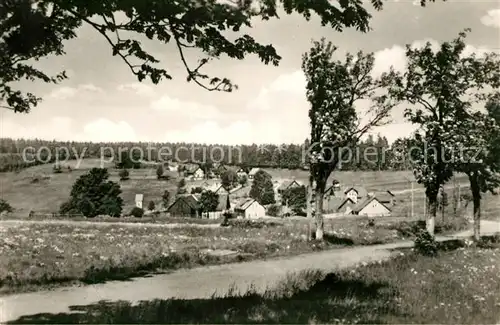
[
  {"left": 306, "top": 184, "right": 312, "bottom": 241},
  {"left": 315, "top": 186, "right": 325, "bottom": 240},
  {"left": 469, "top": 173, "right": 481, "bottom": 242},
  {"left": 426, "top": 190, "right": 438, "bottom": 236}
]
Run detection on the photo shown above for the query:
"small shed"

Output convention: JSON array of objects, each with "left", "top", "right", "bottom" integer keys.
[{"left": 135, "top": 194, "right": 144, "bottom": 209}]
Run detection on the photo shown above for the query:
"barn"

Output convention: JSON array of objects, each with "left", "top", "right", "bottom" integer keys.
[{"left": 167, "top": 194, "right": 201, "bottom": 218}]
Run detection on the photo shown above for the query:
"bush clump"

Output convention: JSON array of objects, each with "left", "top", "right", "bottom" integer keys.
[
  {"left": 130, "top": 207, "right": 144, "bottom": 218},
  {"left": 414, "top": 229, "right": 438, "bottom": 257}
]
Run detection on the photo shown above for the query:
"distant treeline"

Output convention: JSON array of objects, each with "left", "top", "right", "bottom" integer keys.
[{"left": 0, "top": 135, "right": 415, "bottom": 172}]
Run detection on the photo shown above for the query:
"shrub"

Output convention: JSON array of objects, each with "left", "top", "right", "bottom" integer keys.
[
  {"left": 119, "top": 168, "right": 130, "bottom": 180},
  {"left": 130, "top": 207, "right": 144, "bottom": 218},
  {"left": 267, "top": 204, "right": 281, "bottom": 217},
  {"left": 367, "top": 218, "right": 375, "bottom": 227},
  {"left": 220, "top": 211, "right": 233, "bottom": 227},
  {"left": 147, "top": 201, "right": 155, "bottom": 211},
  {"left": 156, "top": 165, "right": 164, "bottom": 179},
  {"left": 0, "top": 199, "right": 13, "bottom": 214},
  {"left": 414, "top": 229, "right": 438, "bottom": 257}
]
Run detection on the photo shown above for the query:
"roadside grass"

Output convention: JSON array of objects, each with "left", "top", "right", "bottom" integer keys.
[
  {"left": 0, "top": 218, "right": 410, "bottom": 295},
  {"left": 8, "top": 241, "right": 500, "bottom": 324}
]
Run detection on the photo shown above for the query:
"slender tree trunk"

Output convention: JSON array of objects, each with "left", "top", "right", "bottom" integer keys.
[
  {"left": 469, "top": 173, "right": 481, "bottom": 242},
  {"left": 315, "top": 185, "right": 325, "bottom": 240},
  {"left": 306, "top": 177, "right": 313, "bottom": 241},
  {"left": 426, "top": 188, "right": 438, "bottom": 236}
]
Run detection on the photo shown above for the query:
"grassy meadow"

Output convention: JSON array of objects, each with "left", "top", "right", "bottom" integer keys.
[
  {"left": 0, "top": 214, "right": 459, "bottom": 295},
  {"left": 8, "top": 242, "right": 500, "bottom": 324}
]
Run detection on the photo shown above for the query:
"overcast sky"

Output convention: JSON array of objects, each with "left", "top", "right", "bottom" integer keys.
[{"left": 1, "top": 1, "right": 499, "bottom": 145}]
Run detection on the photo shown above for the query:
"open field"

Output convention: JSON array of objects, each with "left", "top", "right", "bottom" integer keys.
[
  {"left": 0, "top": 214, "right": 461, "bottom": 295},
  {"left": 263, "top": 168, "right": 470, "bottom": 192},
  {"left": 7, "top": 242, "right": 500, "bottom": 324}
]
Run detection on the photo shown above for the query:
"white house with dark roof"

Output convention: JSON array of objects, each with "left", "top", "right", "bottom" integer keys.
[
  {"left": 234, "top": 198, "right": 265, "bottom": 219},
  {"left": 344, "top": 186, "right": 369, "bottom": 203},
  {"left": 351, "top": 196, "right": 391, "bottom": 217}
]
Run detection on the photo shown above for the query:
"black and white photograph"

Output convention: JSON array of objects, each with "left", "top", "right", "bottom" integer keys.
[{"left": 0, "top": 0, "right": 499, "bottom": 323}]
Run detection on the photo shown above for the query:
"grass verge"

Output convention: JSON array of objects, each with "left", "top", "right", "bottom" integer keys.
[{"left": 8, "top": 238, "right": 499, "bottom": 324}]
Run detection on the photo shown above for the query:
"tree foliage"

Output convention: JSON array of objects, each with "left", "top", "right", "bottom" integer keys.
[
  {"left": 1, "top": 0, "right": 440, "bottom": 113},
  {"left": 156, "top": 164, "right": 164, "bottom": 179},
  {"left": 249, "top": 170, "right": 275, "bottom": 205},
  {"left": 388, "top": 29, "right": 500, "bottom": 236},
  {"left": 221, "top": 169, "right": 238, "bottom": 189},
  {"left": 302, "top": 38, "right": 397, "bottom": 239},
  {"left": 161, "top": 190, "right": 170, "bottom": 207},
  {"left": 0, "top": 199, "right": 13, "bottom": 214},
  {"left": 119, "top": 168, "right": 129, "bottom": 180},
  {"left": 282, "top": 185, "right": 307, "bottom": 213},
  {"left": 199, "top": 190, "right": 219, "bottom": 215},
  {"left": 60, "top": 168, "right": 123, "bottom": 217}
]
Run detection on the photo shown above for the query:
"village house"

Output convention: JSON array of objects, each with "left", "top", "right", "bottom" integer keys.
[
  {"left": 233, "top": 198, "right": 266, "bottom": 219},
  {"left": 344, "top": 186, "right": 368, "bottom": 204},
  {"left": 167, "top": 194, "right": 202, "bottom": 218},
  {"left": 351, "top": 196, "right": 391, "bottom": 217},
  {"left": 323, "top": 196, "right": 356, "bottom": 215},
  {"left": 184, "top": 164, "right": 205, "bottom": 180},
  {"left": 371, "top": 190, "right": 396, "bottom": 207},
  {"left": 206, "top": 194, "right": 231, "bottom": 219},
  {"left": 214, "top": 184, "right": 230, "bottom": 195},
  {"left": 276, "top": 179, "right": 303, "bottom": 195},
  {"left": 135, "top": 194, "right": 143, "bottom": 209},
  {"left": 236, "top": 167, "right": 248, "bottom": 179},
  {"left": 247, "top": 167, "right": 261, "bottom": 179}
]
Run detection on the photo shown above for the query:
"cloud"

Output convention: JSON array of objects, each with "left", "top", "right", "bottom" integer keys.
[
  {"left": 151, "top": 95, "right": 223, "bottom": 119},
  {"left": 117, "top": 83, "right": 156, "bottom": 97},
  {"left": 81, "top": 119, "right": 141, "bottom": 142},
  {"left": 48, "top": 87, "right": 78, "bottom": 100},
  {"left": 1, "top": 117, "right": 142, "bottom": 143},
  {"left": 481, "top": 9, "right": 500, "bottom": 28},
  {"left": 372, "top": 45, "right": 407, "bottom": 77},
  {"left": 47, "top": 83, "right": 104, "bottom": 100},
  {"left": 371, "top": 38, "right": 495, "bottom": 77},
  {"left": 247, "top": 70, "right": 306, "bottom": 112},
  {"left": 165, "top": 121, "right": 253, "bottom": 145},
  {"left": 1, "top": 116, "right": 74, "bottom": 141}
]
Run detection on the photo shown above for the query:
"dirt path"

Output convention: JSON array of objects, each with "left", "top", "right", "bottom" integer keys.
[{"left": 0, "top": 220, "right": 498, "bottom": 323}]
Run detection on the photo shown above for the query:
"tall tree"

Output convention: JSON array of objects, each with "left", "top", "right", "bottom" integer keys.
[
  {"left": 453, "top": 110, "right": 500, "bottom": 241},
  {"left": 221, "top": 169, "right": 238, "bottom": 190},
  {"left": 387, "top": 30, "right": 500, "bottom": 236},
  {"left": 301, "top": 38, "right": 396, "bottom": 239},
  {"left": 60, "top": 168, "right": 123, "bottom": 217},
  {"left": 249, "top": 170, "right": 276, "bottom": 205},
  {"left": 0, "top": 0, "right": 441, "bottom": 113}
]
